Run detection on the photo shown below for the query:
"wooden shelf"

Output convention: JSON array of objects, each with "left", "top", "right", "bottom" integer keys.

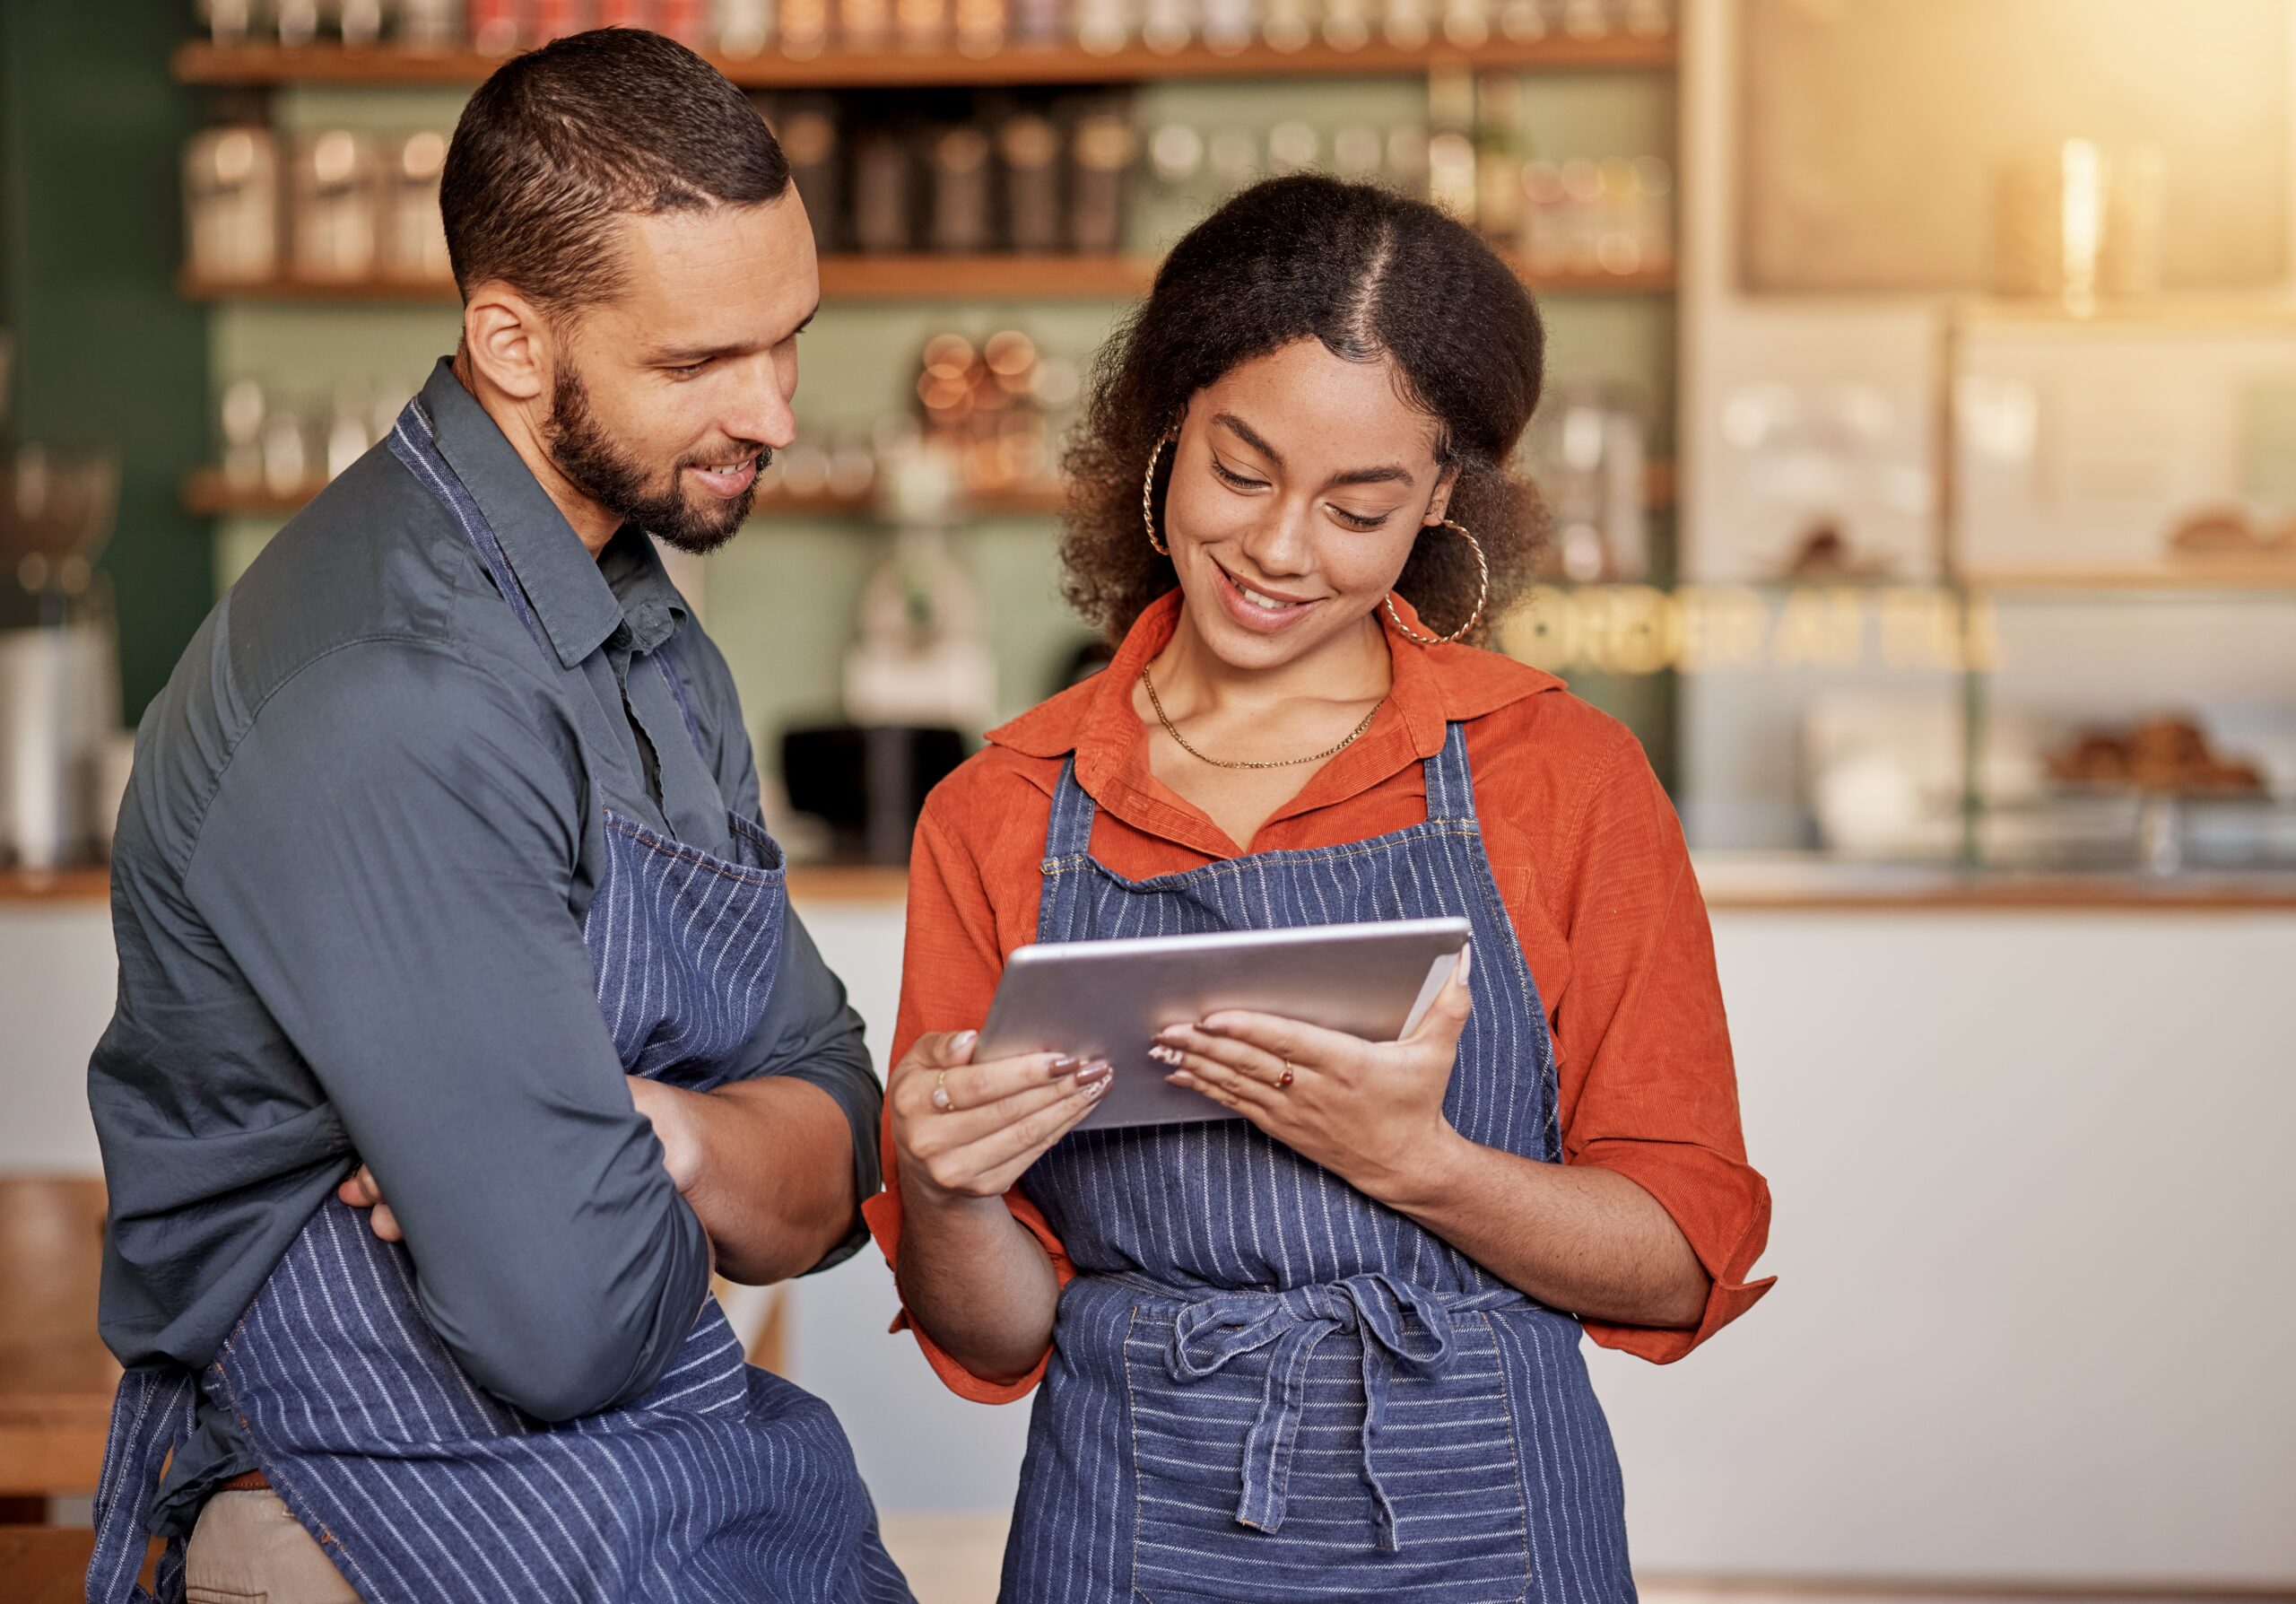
[
  {"left": 184, "top": 467, "right": 1064, "bottom": 520},
  {"left": 183, "top": 257, "right": 1672, "bottom": 306},
  {"left": 174, "top": 33, "right": 1674, "bottom": 90}
]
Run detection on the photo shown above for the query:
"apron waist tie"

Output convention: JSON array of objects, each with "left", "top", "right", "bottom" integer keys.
[{"left": 1116, "top": 1271, "right": 1526, "bottom": 1552}]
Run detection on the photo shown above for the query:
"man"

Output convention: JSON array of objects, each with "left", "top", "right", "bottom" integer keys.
[{"left": 86, "top": 31, "right": 909, "bottom": 1604}]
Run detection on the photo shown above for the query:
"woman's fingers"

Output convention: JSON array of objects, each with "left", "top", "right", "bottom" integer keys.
[
  {"left": 1156, "top": 1040, "right": 1286, "bottom": 1114},
  {"left": 1153, "top": 1024, "right": 1292, "bottom": 1090},
  {"left": 931, "top": 1051, "right": 1093, "bottom": 1114},
  {"left": 961, "top": 1071, "right": 1114, "bottom": 1179},
  {"left": 918, "top": 1060, "right": 1109, "bottom": 1146},
  {"left": 1189, "top": 1008, "right": 1364, "bottom": 1066},
  {"left": 908, "top": 1068, "right": 1114, "bottom": 1197}
]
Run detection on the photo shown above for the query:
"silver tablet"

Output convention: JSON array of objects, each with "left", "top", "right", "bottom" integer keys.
[{"left": 974, "top": 917, "right": 1471, "bottom": 1131}]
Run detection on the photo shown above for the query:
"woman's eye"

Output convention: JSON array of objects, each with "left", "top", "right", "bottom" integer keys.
[
  {"left": 1332, "top": 506, "right": 1392, "bottom": 531},
  {"left": 1209, "top": 459, "right": 1265, "bottom": 491}
]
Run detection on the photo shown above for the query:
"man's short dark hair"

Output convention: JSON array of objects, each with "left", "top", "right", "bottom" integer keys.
[{"left": 440, "top": 29, "right": 791, "bottom": 312}]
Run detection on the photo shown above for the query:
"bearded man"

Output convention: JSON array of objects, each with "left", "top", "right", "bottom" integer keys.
[{"left": 85, "top": 30, "right": 909, "bottom": 1604}]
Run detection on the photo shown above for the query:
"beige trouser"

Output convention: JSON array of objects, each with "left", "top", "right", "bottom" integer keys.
[{"left": 185, "top": 1489, "right": 362, "bottom": 1604}]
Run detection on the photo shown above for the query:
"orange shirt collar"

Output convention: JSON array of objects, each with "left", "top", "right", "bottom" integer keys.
[{"left": 987, "top": 589, "right": 1565, "bottom": 855}]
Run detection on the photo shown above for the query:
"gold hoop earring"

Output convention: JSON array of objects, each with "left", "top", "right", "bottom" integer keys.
[
  {"left": 1385, "top": 519, "right": 1489, "bottom": 647},
  {"left": 1142, "top": 431, "right": 1177, "bottom": 556}
]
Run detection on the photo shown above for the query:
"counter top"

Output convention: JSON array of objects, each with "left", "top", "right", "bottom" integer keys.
[
  {"left": 10, "top": 859, "right": 2296, "bottom": 911},
  {"left": 1688, "top": 854, "right": 2296, "bottom": 911}
]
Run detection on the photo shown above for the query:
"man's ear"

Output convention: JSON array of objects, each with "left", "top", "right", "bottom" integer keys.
[{"left": 461, "top": 281, "right": 555, "bottom": 404}]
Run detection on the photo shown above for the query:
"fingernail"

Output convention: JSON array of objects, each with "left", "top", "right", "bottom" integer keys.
[
  {"left": 1146, "top": 1044, "right": 1180, "bottom": 1066},
  {"left": 1083, "top": 1075, "right": 1113, "bottom": 1098},
  {"left": 1048, "top": 1054, "right": 1082, "bottom": 1079},
  {"left": 1165, "top": 1071, "right": 1196, "bottom": 1089},
  {"left": 1457, "top": 942, "right": 1474, "bottom": 984},
  {"left": 1194, "top": 1019, "right": 1227, "bottom": 1037},
  {"left": 952, "top": 1031, "right": 978, "bottom": 1054},
  {"left": 1154, "top": 1024, "right": 1187, "bottom": 1042},
  {"left": 1077, "top": 1059, "right": 1111, "bottom": 1083}
]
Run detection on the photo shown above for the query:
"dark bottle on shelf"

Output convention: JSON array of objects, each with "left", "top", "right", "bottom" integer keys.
[
  {"left": 929, "top": 126, "right": 995, "bottom": 253},
  {"left": 1067, "top": 103, "right": 1135, "bottom": 255},
  {"left": 1000, "top": 112, "right": 1064, "bottom": 254},
  {"left": 772, "top": 97, "right": 844, "bottom": 253},
  {"left": 852, "top": 129, "right": 917, "bottom": 253}
]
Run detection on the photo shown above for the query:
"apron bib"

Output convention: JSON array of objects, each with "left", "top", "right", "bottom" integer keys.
[
  {"left": 1000, "top": 728, "right": 1634, "bottom": 1604},
  {"left": 86, "top": 398, "right": 910, "bottom": 1604}
]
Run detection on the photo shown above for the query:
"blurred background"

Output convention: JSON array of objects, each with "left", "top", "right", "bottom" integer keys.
[{"left": 2, "top": 0, "right": 2292, "bottom": 1599}]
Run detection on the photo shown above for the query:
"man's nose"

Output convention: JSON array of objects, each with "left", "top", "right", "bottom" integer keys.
[{"left": 725, "top": 362, "right": 797, "bottom": 451}]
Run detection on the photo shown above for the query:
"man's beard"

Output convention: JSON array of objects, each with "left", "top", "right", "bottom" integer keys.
[{"left": 544, "top": 364, "right": 767, "bottom": 555}]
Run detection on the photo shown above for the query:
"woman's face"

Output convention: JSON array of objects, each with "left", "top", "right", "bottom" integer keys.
[{"left": 1162, "top": 336, "right": 1454, "bottom": 673}]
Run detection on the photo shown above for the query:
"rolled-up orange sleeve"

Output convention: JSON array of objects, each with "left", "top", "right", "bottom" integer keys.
[
  {"left": 1543, "top": 735, "right": 1774, "bottom": 1363},
  {"left": 861, "top": 792, "right": 1074, "bottom": 1404}
]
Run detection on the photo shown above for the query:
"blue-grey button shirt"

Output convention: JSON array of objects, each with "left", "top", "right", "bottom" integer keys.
[{"left": 90, "top": 360, "right": 882, "bottom": 1534}]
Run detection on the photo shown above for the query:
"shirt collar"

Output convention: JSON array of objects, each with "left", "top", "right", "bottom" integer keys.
[
  {"left": 988, "top": 588, "right": 1565, "bottom": 854},
  {"left": 421, "top": 359, "right": 686, "bottom": 667}
]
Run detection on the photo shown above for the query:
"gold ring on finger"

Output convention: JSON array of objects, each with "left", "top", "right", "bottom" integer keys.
[
  {"left": 1277, "top": 1059, "right": 1294, "bottom": 1090},
  {"left": 932, "top": 1069, "right": 953, "bottom": 1111}
]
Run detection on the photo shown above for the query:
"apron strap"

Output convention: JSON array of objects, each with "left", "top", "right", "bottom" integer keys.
[
  {"left": 1042, "top": 756, "right": 1097, "bottom": 862},
  {"left": 1422, "top": 721, "right": 1478, "bottom": 824},
  {"left": 1033, "top": 757, "right": 1098, "bottom": 945},
  {"left": 86, "top": 1364, "right": 197, "bottom": 1604}
]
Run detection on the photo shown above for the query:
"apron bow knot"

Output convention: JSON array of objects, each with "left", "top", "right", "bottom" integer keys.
[{"left": 1165, "top": 1272, "right": 1458, "bottom": 1551}]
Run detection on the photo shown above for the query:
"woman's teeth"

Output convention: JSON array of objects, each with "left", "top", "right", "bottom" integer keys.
[{"left": 1236, "top": 577, "right": 1305, "bottom": 609}]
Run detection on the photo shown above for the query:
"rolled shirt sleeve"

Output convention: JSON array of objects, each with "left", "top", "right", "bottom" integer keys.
[
  {"left": 182, "top": 638, "right": 713, "bottom": 1423},
  {"left": 1552, "top": 735, "right": 1776, "bottom": 1364}
]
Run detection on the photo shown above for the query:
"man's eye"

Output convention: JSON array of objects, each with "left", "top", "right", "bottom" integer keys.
[{"left": 665, "top": 362, "right": 710, "bottom": 379}]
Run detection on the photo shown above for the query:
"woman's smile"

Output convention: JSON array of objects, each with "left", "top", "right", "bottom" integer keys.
[{"left": 1208, "top": 556, "right": 1324, "bottom": 633}]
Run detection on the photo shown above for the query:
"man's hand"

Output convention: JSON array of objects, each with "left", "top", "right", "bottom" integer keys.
[
  {"left": 626, "top": 1077, "right": 705, "bottom": 1194},
  {"left": 336, "top": 1164, "right": 403, "bottom": 1242}
]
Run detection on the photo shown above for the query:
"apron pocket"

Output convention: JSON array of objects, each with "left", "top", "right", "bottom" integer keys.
[{"left": 1121, "top": 1308, "right": 1532, "bottom": 1604}]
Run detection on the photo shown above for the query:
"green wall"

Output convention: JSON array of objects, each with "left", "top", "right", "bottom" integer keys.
[
  {"left": 13, "top": 34, "right": 1676, "bottom": 771},
  {"left": 0, "top": 0, "right": 212, "bottom": 723}
]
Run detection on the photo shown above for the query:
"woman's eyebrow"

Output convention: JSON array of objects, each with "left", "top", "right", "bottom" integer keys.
[{"left": 1211, "top": 410, "right": 1416, "bottom": 489}]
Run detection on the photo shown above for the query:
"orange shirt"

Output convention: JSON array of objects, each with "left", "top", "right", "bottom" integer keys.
[{"left": 862, "top": 591, "right": 1773, "bottom": 1402}]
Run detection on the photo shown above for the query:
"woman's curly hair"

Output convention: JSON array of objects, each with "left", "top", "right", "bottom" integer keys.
[{"left": 1060, "top": 173, "right": 1548, "bottom": 645}]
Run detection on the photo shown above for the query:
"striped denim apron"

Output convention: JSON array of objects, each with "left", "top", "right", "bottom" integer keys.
[
  {"left": 85, "top": 399, "right": 910, "bottom": 1604},
  {"left": 1000, "top": 728, "right": 1634, "bottom": 1604}
]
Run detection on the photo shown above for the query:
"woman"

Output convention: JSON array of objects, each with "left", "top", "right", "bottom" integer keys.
[{"left": 864, "top": 175, "right": 1772, "bottom": 1602}]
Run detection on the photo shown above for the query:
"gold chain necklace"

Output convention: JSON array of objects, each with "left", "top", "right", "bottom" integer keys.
[{"left": 1140, "top": 667, "right": 1386, "bottom": 771}]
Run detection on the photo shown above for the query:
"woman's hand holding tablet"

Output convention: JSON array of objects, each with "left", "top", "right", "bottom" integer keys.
[
  {"left": 887, "top": 1033, "right": 1115, "bottom": 1202},
  {"left": 1150, "top": 941, "right": 1475, "bottom": 1203}
]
